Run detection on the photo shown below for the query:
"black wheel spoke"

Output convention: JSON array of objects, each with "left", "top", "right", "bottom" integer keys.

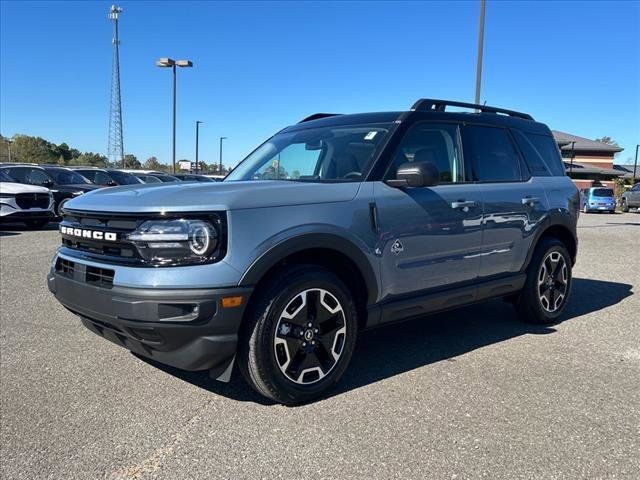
[{"left": 314, "top": 341, "right": 336, "bottom": 371}]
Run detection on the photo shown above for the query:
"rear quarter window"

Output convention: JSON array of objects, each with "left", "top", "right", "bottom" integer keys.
[
  {"left": 511, "top": 130, "right": 551, "bottom": 176},
  {"left": 523, "top": 132, "right": 565, "bottom": 177}
]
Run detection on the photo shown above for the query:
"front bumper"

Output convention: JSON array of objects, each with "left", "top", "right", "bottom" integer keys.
[{"left": 47, "top": 268, "right": 252, "bottom": 378}]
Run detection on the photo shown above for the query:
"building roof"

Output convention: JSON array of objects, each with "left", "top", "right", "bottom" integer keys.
[
  {"left": 613, "top": 164, "right": 640, "bottom": 180},
  {"left": 552, "top": 130, "right": 624, "bottom": 153},
  {"left": 564, "top": 161, "right": 622, "bottom": 178}
]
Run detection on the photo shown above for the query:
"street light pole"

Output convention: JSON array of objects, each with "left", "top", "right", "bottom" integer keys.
[
  {"left": 474, "top": 0, "right": 486, "bottom": 105},
  {"left": 156, "top": 57, "right": 193, "bottom": 173},
  {"left": 219, "top": 136, "right": 227, "bottom": 175},
  {"left": 172, "top": 63, "right": 176, "bottom": 174},
  {"left": 195, "top": 121, "right": 203, "bottom": 174},
  {"left": 570, "top": 141, "right": 576, "bottom": 175},
  {"left": 218, "top": 137, "right": 227, "bottom": 175},
  {"left": 634, "top": 144, "right": 639, "bottom": 183}
]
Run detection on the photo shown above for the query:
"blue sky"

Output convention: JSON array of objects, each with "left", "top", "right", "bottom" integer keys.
[{"left": 1, "top": 1, "right": 639, "bottom": 167}]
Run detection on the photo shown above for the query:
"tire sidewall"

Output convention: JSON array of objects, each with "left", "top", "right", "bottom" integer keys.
[{"left": 248, "top": 268, "right": 358, "bottom": 403}]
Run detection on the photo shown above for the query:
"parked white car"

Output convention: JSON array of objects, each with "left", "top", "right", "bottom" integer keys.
[{"left": 0, "top": 170, "right": 54, "bottom": 228}]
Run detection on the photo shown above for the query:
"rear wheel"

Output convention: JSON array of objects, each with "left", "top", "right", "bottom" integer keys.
[
  {"left": 582, "top": 203, "right": 589, "bottom": 214},
  {"left": 516, "top": 238, "right": 572, "bottom": 324},
  {"left": 238, "top": 265, "right": 358, "bottom": 405}
]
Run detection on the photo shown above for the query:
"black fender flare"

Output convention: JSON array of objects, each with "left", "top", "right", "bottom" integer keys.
[
  {"left": 238, "top": 233, "right": 379, "bottom": 305},
  {"left": 522, "top": 209, "right": 578, "bottom": 271}
]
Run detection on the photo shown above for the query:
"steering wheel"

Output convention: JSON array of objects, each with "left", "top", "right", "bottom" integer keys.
[{"left": 343, "top": 172, "right": 362, "bottom": 180}]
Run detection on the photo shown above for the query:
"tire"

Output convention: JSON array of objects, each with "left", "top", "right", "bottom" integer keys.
[
  {"left": 621, "top": 198, "right": 629, "bottom": 213},
  {"left": 516, "top": 238, "right": 572, "bottom": 325},
  {"left": 238, "top": 265, "right": 358, "bottom": 405},
  {"left": 24, "top": 219, "right": 49, "bottom": 229},
  {"left": 582, "top": 204, "right": 589, "bottom": 214}
]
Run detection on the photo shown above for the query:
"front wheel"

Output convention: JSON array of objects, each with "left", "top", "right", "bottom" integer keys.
[
  {"left": 516, "top": 238, "right": 572, "bottom": 324},
  {"left": 238, "top": 265, "right": 358, "bottom": 405}
]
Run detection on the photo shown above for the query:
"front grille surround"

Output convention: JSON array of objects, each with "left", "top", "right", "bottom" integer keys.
[{"left": 59, "top": 209, "right": 227, "bottom": 267}]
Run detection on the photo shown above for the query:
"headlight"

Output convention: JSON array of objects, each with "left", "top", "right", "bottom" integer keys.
[
  {"left": 72, "top": 191, "right": 84, "bottom": 196},
  {"left": 127, "top": 219, "right": 219, "bottom": 265}
]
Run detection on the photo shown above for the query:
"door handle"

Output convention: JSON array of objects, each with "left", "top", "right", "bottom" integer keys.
[
  {"left": 451, "top": 200, "right": 477, "bottom": 210},
  {"left": 521, "top": 196, "right": 540, "bottom": 206}
]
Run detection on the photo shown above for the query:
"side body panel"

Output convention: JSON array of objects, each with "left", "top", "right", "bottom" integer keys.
[
  {"left": 373, "top": 181, "right": 484, "bottom": 299},
  {"left": 475, "top": 178, "right": 549, "bottom": 278}
]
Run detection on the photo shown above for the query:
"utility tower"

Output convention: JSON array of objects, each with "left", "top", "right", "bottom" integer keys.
[{"left": 107, "top": 5, "right": 124, "bottom": 167}]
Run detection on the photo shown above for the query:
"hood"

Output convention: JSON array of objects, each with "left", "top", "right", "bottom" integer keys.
[
  {"left": 0, "top": 182, "right": 50, "bottom": 194},
  {"left": 64, "top": 180, "right": 361, "bottom": 213}
]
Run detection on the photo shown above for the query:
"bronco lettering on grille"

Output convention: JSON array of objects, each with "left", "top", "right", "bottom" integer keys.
[{"left": 60, "top": 226, "right": 117, "bottom": 242}]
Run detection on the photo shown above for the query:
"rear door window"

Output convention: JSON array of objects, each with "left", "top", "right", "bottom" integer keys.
[{"left": 461, "top": 125, "right": 522, "bottom": 182}]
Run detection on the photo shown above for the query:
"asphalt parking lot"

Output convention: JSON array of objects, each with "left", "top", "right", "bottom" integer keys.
[{"left": 1, "top": 212, "right": 638, "bottom": 480}]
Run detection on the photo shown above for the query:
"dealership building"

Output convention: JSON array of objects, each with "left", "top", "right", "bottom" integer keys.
[{"left": 552, "top": 131, "right": 624, "bottom": 190}]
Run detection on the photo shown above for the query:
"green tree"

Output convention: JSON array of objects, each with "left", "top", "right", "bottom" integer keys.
[
  {"left": 123, "top": 154, "right": 141, "bottom": 169},
  {"left": 143, "top": 156, "right": 164, "bottom": 171},
  {"left": 9, "top": 134, "right": 58, "bottom": 164},
  {"left": 594, "top": 136, "right": 619, "bottom": 146}
]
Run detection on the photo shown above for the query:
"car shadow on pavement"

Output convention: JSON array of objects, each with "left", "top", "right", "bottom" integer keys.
[{"left": 134, "top": 277, "right": 632, "bottom": 405}]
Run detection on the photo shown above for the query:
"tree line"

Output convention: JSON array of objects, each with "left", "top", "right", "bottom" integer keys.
[{"left": 0, "top": 134, "right": 230, "bottom": 174}]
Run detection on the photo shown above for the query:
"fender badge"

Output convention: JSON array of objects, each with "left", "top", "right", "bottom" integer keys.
[{"left": 391, "top": 239, "right": 404, "bottom": 255}]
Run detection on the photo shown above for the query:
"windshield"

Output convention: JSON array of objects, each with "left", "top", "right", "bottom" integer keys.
[
  {"left": 0, "top": 170, "right": 15, "bottom": 182},
  {"left": 48, "top": 169, "right": 91, "bottom": 185},
  {"left": 225, "top": 123, "right": 393, "bottom": 182},
  {"left": 592, "top": 188, "right": 614, "bottom": 197},
  {"left": 109, "top": 170, "right": 142, "bottom": 185}
]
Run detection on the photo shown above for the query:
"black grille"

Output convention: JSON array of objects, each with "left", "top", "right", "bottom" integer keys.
[
  {"left": 85, "top": 266, "right": 115, "bottom": 288},
  {"left": 55, "top": 257, "right": 115, "bottom": 288},
  {"left": 15, "top": 193, "right": 50, "bottom": 209},
  {"left": 55, "top": 258, "right": 75, "bottom": 278},
  {"left": 59, "top": 211, "right": 143, "bottom": 264}
]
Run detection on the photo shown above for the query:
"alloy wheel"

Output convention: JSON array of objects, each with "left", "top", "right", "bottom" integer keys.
[
  {"left": 537, "top": 251, "right": 569, "bottom": 313},
  {"left": 273, "top": 288, "right": 347, "bottom": 385}
]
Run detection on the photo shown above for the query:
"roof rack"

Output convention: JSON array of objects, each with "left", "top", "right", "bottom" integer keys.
[
  {"left": 410, "top": 98, "right": 533, "bottom": 121},
  {"left": 298, "top": 113, "right": 341, "bottom": 123}
]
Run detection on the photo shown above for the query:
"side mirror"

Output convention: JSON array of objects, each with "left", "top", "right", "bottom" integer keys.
[
  {"left": 386, "top": 161, "right": 439, "bottom": 188},
  {"left": 43, "top": 180, "right": 55, "bottom": 188},
  {"left": 106, "top": 180, "right": 117, "bottom": 186}
]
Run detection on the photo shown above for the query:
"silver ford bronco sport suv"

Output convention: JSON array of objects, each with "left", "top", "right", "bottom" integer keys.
[{"left": 48, "top": 99, "right": 579, "bottom": 404}]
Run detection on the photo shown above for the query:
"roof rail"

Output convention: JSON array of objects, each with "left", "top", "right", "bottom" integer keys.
[
  {"left": 410, "top": 98, "right": 533, "bottom": 121},
  {"left": 298, "top": 113, "right": 341, "bottom": 123}
]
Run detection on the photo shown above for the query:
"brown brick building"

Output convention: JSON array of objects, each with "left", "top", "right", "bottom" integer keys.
[{"left": 552, "top": 131, "right": 623, "bottom": 190}]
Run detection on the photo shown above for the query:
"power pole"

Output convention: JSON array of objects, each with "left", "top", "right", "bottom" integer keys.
[
  {"left": 107, "top": 5, "right": 125, "bottom": 168},
  {"left": 474, "top": 0, "right": 486, "bottom": 105}
]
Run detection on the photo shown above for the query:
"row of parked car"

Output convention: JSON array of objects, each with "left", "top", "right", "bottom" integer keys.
[{"left": 0, "top": 164, "right": 223, "bottom": 228}]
